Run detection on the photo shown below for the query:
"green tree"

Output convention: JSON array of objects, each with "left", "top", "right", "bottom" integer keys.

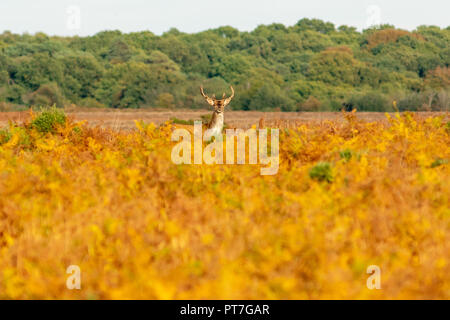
[{"left": 308, "top": 46, "right": 363, "bottom": 85}]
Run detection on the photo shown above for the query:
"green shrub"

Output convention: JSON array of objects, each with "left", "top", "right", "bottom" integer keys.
[
  {"left": 79, "top": 97, "right": 107, "bottom": 109},
  {"left": 170, "top": 117, "right": 194, "bottom": 125},
  {"left": 339, "top": 149, "right": 353, "bottom": 162},
  {"left": 397, "top": 92, "right": 426, "bottom": 111},
  {"left": 345, "top": 92, "right": 389, "bottom": 111},
  {"left": 325, "top": 99, "right": 344, "bottom": 111},
  {"left": 309, "top": 162, "right": 334, "bottom": 182},
  {"left": 31, "top": 106, "right": 66, "bottom": 133},
  {"left": 1, "top": 126, "right": 31, "bottom": 147},
  {"left": 430, "top": 158, "right": 448, "bottom": 168},
  {"left": 158, "top": 93, "right": 175, "bottom": 108},
  {"left": 301, "top": 96, "right": 321, "bottom": 111},
  {"left": 0, "top": 128, "right": 11, "bottom": 144},
  {"left": 24, "top": 83, "right": 65, "bottom": 108},
  {"left": 72, "top": 126, "right": 82, "bottom": 134}
]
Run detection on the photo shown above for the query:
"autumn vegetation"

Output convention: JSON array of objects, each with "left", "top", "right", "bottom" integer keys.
[
  {"left": 0, "top": 108, "right": 448, "bottom": 299},
  {"left": 1, "top": 18, "right": 449, "bottom": 300}
]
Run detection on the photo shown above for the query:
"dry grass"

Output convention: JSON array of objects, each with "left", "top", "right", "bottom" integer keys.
[{"left": 1, "top": 109, "right": 448, "bottom": 130}]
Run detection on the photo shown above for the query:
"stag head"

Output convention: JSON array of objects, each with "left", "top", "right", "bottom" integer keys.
[{"left": 200, "top": 86, "right": 234, "bottom": 113}]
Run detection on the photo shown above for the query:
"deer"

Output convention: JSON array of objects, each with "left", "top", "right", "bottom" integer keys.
[{"left": 200, "top": 85, "right": 234, "bottom": 140}]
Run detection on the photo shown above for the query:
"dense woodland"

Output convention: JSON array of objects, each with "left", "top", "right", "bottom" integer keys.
[{"left": 0, "top": 19, "right": 449, "bottom": 111}]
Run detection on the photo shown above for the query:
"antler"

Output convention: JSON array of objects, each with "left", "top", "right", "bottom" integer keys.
[
  {"left": 200, "top": 86, "right": 215, "bottom": 107},
  {"left": 223, "top": 86, "right": 235, "bottom": 107}
]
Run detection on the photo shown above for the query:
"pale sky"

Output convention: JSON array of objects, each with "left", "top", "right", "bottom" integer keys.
[{"left": 0, "top": 0, "right": 448, "bottom": 36}]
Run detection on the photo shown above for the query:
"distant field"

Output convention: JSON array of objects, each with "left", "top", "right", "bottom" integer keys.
[{"left": 1, "top": 109, "right": 449, "bottom": 129}]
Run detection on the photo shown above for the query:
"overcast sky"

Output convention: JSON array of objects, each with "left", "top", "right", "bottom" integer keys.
[{"left": 0, "top": 0, "right": 448, "bottom": 36}]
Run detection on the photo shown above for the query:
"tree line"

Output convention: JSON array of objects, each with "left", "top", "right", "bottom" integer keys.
[{"left": 0, "top": 19, "right": 449, "bottom": 112}]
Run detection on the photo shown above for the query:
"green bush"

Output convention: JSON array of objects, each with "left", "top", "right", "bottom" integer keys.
[
  {"left": 170, "top": 117, "right": 194, "bottom": 125},
  {"left": 79, "top": 97, "right": 107, "bottom": 109},
  {"left": 1, "top": 126, "right": 31, "bottom": 147},
  {"left": 339, "top": 149, "right": 353, "bottom": 162},
  {"left": 309, "top": 162, "right": 334, "bottom": 182},
  {"left": 0, "top": 128, "right": 11, "bottom": 144},
  {"left": 397, "top": 92, "right": 426, "bottom": 111},
  {"left": 31, "top": 106, "right": 66, "bottom": 133},
  {"left": 430, "top": 158, "right": 448, "bottom": 168},
  {"left": 249, "top": 84, "right": 295, "bottom": 111},
  {"left": 158, "top": 93, "right": 175, "bottom": 108},
  {"left": 24, "top": 83, "right": 65, "bottom": 108},
  {"left": 344, "top": 92, "right": 389, "bottom": 112}
]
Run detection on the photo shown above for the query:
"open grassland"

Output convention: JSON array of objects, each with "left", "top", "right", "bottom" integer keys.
[
  {"left": 0, "top": 109, "right": 449, "bottom": 130},
  {"left": 0, "top": 111, "right": 449, "bottom": 299}
]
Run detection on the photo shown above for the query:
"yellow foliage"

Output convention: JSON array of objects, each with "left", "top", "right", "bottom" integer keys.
[{"left": 0, "top": 112, "right": 449, "bottom": 299}]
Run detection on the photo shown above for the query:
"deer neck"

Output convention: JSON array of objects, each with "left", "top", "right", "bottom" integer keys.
[{"left": 208, "top": 110, "right": 224, "bottom": 131}]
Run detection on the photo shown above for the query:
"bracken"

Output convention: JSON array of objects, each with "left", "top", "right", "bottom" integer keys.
[{"left": 0, "top": 112, "right": 448, "bottom": 299}]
